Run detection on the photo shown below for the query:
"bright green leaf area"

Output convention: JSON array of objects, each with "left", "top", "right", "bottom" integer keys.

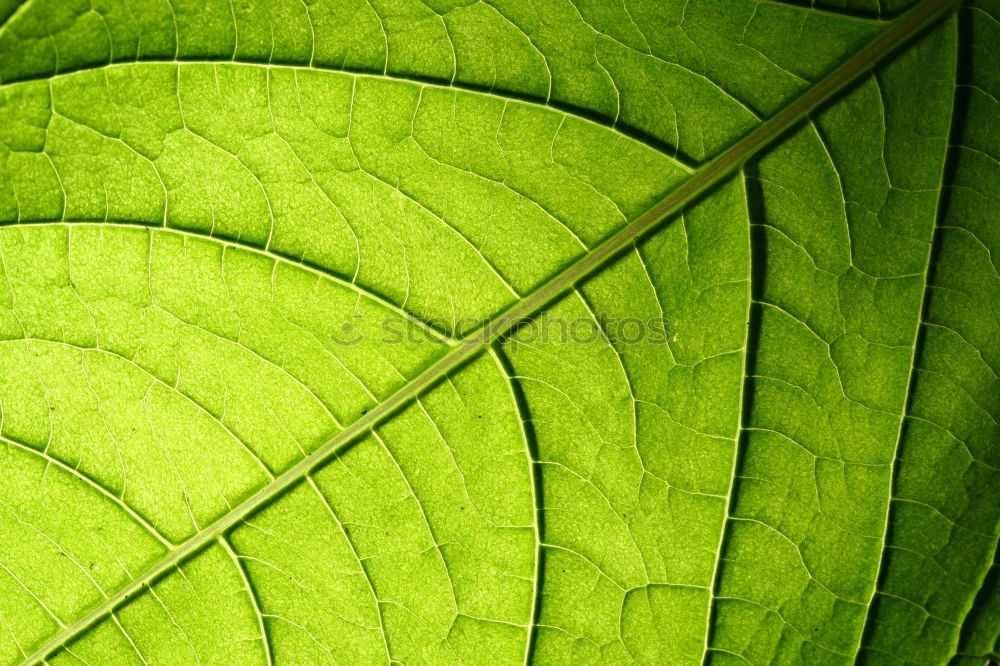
[{"left": 0, "top": 0, "right": 996, "bottom": 664}]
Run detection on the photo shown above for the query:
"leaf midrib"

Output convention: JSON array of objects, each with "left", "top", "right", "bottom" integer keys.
[{"left": 18, "top": 0, "right": 958, "bottom": 662}]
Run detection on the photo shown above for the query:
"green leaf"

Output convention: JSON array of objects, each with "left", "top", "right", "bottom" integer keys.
[{"left": 0, "top": 0, "right": 996, "bottom": 664}]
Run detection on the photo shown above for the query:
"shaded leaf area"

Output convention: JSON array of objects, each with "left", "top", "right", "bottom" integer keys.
[
  {"left": 0, "top": 1, "right": 996, "bottom": 666},
  {"left": 777, "top": 0, "right": 917, "bottom": 20},
  {"left": 714, "top": 18, "right": 954, "bottom": 665},
  {"left": 0, "top": 0, "right": 882, "bottom": 161},
  {"left": 862, "top": 1, "right": 1000, "bottom": 662}
]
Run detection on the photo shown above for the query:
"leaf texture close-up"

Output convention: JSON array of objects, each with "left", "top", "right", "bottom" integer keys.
[{"left": 0, "top": 0, "right": 997, "bottom": 664}]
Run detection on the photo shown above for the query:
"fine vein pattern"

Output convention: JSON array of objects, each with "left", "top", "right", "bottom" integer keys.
[{"left": 0, "top": 0, "right": 995, "bottom": 665}]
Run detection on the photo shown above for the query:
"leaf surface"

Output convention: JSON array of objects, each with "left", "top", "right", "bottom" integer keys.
[{"left": 0, "top": 0, "right": 996, "bottom": 665}]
